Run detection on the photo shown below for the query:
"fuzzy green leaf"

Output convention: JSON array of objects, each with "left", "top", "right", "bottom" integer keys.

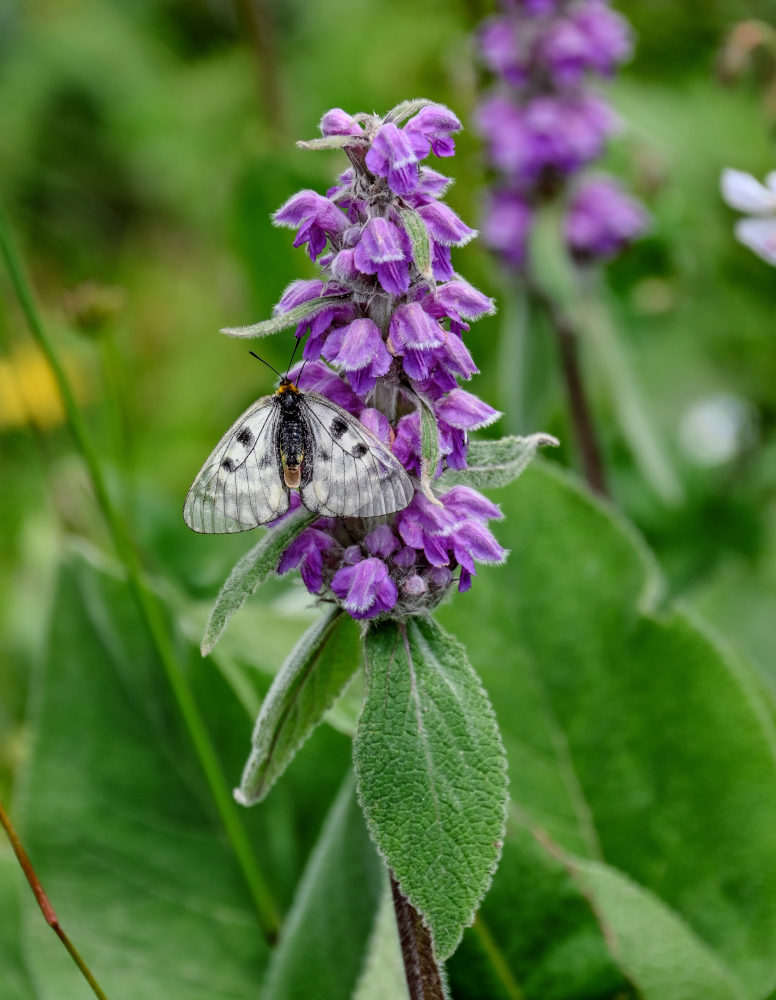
[
  {"left": 417, "top": 394, "right": 441, "bottom": 501},
  {"left": 440, "top": 463, "right": 776, "bottom": 998},
  {"left": 221, "top": 296, "right": 349, "bottom": 339},
  {"left": 13, "top": 555, "right": 273, "bottom": 1000},
  {"left": 261, "top": 776, "right": 383, "bottom": 1000},
  {"left": 355, "top": 616, "right": 508, "bottom": 961},
  {"left": 437, "top": 434, "right": 559, "bottom": 490},
  {"left": 296, "top": 135, "right": 368, "bottom": 151},
  {"left": 399, "top": 206, "right": 433, "bottom": 280},
  {"left": 236, "top": 609, "right": 362, "bottom": 805},
  {"left": 566, "top": 854, "right": 746, "bottom": 1000},
  {"left": 384, "top": 98, "right": 435, "bottom": 124},
  {"left": 201, "top": 507, "right": 316, "bottom": 655}
]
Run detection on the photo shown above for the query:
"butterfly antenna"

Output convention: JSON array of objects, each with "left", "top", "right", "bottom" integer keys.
[
  {"left": 284, "top": 336, "right": 302, "bottom": 380},
  {"left": 249, "top": 351, "right": 283, "bottom": 379}
]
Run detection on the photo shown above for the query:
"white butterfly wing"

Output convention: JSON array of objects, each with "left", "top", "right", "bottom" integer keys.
[
  {"left": 184, "top": 396, "right": 290, "bottom": 533},
  {"left": 299, "top": 392, "right": 414, "bottom": 518}
]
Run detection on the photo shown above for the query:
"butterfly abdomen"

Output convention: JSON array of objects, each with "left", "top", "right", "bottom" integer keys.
[{"left": 277, "top": 390, "right": 308, "bottom": 488}]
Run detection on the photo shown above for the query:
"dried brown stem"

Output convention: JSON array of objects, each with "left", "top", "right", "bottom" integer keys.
[{"left": 0, "top": 798, "right": 110, "bottom": 1000}]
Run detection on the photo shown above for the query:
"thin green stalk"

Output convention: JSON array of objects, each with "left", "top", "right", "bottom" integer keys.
[
  {"left": 0, "top": 208, "right": 280, "bottom": 940},
  {"left": 578, "top": 282, "right": 684, "bottom": 507},
  {"left": 497, "top": 273, "right": 530, "bottom": 435},
  {"left": 473, "top": 914, "right": 525, "bottom": 1000},
  {"left": 1, "top": 799, "right": 110, "bottom": 1000}
]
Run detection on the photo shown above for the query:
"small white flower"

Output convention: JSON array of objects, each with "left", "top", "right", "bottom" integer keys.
[{"left": 720, "top": 168, "right": 776, "bottom": 265}]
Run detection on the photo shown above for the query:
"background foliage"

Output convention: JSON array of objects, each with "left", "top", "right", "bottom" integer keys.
[{"left": 1, "top": 1, "right": 775, "bottom": 998}]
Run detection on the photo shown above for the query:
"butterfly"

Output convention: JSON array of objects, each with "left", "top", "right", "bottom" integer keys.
[{"left": 183, "top": 368, "right": 414, "bottom": 533}]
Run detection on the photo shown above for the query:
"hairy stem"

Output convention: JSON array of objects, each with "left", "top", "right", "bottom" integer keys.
[
  {"left": 390, "top": 872, "right": 447, "bottom": 1000},
  {"left": 0, "top": 208, "right": 280, "bottom": 941},
  {"left": 0, "top": 799, "right": 110, "bottom": 1000},
  {"left": 530, "top": 284, "right": 609, "bottom": 498}
]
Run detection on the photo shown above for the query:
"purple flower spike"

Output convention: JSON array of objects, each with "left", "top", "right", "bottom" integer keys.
[
  {"left": 331, "top": 557, "right": 398, "bottom": 619},
  {"left": 259, "top": 102, "right": 508, "bottom": 619},
  {"left": 404, "top": 104, "right": 462, "bottom": 159},
  {"left": 320, "top": 108, "right": 364, "bottom": 137},
  {"left": 366, "top": 123, "right": 421, "bottom": 196},
  {"left": 475, "top": 0, "right": 644, "bottom": 272}
]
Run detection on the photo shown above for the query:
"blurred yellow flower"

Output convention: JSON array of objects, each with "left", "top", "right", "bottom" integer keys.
[{"left": 0, "top": 344, "right": 89, "bottom": 431}]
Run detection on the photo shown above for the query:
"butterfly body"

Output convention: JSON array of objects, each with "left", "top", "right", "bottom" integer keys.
[{"left": 184, "top": 379, "right": 414, "bottom": 534}]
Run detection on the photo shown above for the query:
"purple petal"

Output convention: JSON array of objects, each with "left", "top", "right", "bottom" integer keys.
[
  {"left": 435, "top": 389, "right": 501, "bottom": 430},
  {"left": 404, "top": 104, "right": 462, "bottom": 159},
  {"left": 417, "top": 202, "right": 477, "bottom": 246},
  {"left": 441, "top": 485, "right": 502, "bottom": 522},
  {"left": 389, "top": 302, "right": 445, "bottom": 352},
  {"left": 359, "top": 407, "right": 393, "bottom": 444},
  {"left": 365, "top": 524, "right": 400, "bottom": 558},
  {"left": 366, "top": 123, "right": 421, "bottom": 196},
  {"left": 320, "top": 108, "right": 364, "bottom": 137},
  {"left": 331, "top": 558, "right": 398, "bottom": 619}
]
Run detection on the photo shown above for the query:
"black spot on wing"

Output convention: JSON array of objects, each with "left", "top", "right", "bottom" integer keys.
[
  {"left": 221, "top": 457, "right": 236, "bottom": 472},
  {"left": 351, "top": 442, "right": 368, "bottom": 458},
  {"left": 236, "top": 426, "right": 253, "bottom": 447},
  {"left": 330, "top": 417, "right": 348, "bottom": 439}
]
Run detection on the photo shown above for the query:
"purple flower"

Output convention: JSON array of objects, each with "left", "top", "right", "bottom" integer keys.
[
  {"left": 482, "top": 190, "right": 533, "bottom": 266},
  {"left": 320, "top": 108, "right": 364, "bottom": 137},
  {"left": 569, "top": 4, "right": 633, "bottom": 76},
  {"left": 435, "top": 389, "right": 501, "bottom": 431},
  {"left": 274, "top": 190, "right": 348, "bottom": 259},
  {"left": 278, "top": 528, "right": 336, "bottom": 592},
  {"left": 353, "top": 217, "right": 412, "bottom": 295},
  {"left": 566, "top": 176, "right": 648, "bottom": 260},
  {"left": 478, "top": 16, "right": 524, "bottom": 85},
  {"left": 331, "top": 557, "right": 398, "bottom": 619},
  {"left": 404, "top": 104, "right": 462, "bottom": 158},
  {"left": 322, "top": 317, "right": 393, "bottom": 395},
  {"left": 365, "top": 122, "right": 422, "bottom": 196},
  {"left": 417, "top": 201, "right": 477, "bottom": 246}
]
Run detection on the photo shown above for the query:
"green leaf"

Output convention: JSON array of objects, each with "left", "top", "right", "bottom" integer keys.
[
  {"left": 261, "top": 775, "right": 383, "bottom": 1000},
  {"left": 384, "top": 98, "right": 435, "bottom": 124},
  {"left": 439, "top": 463, "right": 776, "bottom": 998},
  {"left": 353, "top": 877, "right": 410, "bottom": 1000},
  {"left": 565, "top": 853, "right": 746, "bottom": 1000},
  {"left": 355, "top": 617, "right": 508, "bottom": 961},
  {"left": 398, "top": 207, "right": 433, "bottom": 280},
  {"left": 236, "top": 610, "right": 362, "bottom": 805},
  {"left": 221, "top": 296, "right": 349, "bottom": 339},
  {"left": 296, "top": 135, "right": 368, "bottom": 151},
  {"left": 417, "top": 394, "right": 441, "bottom": 501},
  {"left": 13, "top": 554, "right": 273, "bottom": 1000},
  {"left": 437, "top": 434, "right": 559, "bottom": 490},
  {"left": 0, "top": 848, "right": 36, "bottom": 1000},
  {"left": 201, "top": 507, "right": 316, "bottom": 656}
]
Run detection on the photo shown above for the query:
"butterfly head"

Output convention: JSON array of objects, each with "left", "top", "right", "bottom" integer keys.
[{"left": 275, "top": 378, "right": 301, "bottom": 396}]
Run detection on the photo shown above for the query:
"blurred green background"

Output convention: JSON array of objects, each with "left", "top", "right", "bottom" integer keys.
[{"left": 2, "top": 1, "right": 776, "bottom": 998}]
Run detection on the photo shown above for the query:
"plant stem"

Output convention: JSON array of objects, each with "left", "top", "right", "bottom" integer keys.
[
  {"left": 0, "top": 799, "right": 110, "bottom": 1000},
  {"left": 530, "top": 284, "right": 609, "bottom": 498},
  {"left": 234, "top": 0, "right": 287, "bottom": 139},
  {"left": 0, "top": 208, "right": 280, "bottom": 941},
  {"left": 472, "top": 914, "right": 525, "bottom": 1000},
  {"left": 389, "top": 872, "right": 447, "bottom": 1000}
]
